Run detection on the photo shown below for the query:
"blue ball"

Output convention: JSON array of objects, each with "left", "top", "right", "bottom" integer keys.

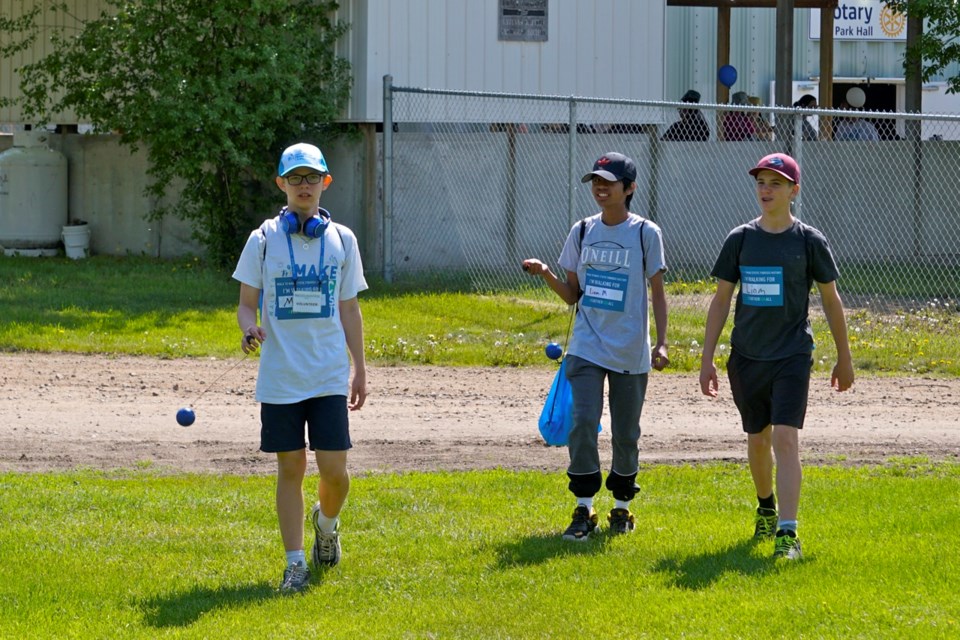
[
  {"left": 176, "top": 407, "right": 196, "bottom": 427},
  {"left": 545, "top": 342, "right": 563, "bottom": 360}
]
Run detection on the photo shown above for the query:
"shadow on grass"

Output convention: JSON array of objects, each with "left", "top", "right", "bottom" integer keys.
[
  {"left": 494, "top": 531, "right": 610, "bottom": 568},
  {"left": 652, "top": 538, "right": 775, "bottom": 590},
  {"left": 140, "top": 582, "right": 277, "bottom": 628}
]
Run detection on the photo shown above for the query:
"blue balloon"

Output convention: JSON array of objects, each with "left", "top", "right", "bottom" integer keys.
[{"left": 718, "top": 64, "right": 738, "bottom": 89}]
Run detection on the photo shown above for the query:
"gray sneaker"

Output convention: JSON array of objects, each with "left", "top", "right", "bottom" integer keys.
[
  {"left": 279, "top": 563, "right": 310, "bottom": 594},
  {"left": 310, "top": 502, "right": 342, "bottom": 567}
]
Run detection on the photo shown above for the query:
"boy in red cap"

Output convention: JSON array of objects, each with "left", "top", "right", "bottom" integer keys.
[{"left": 699, "top": 152, "right": 854, "bottom": 560}]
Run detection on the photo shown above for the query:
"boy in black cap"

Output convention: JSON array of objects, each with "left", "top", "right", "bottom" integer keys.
[
  {"left": 523, "top": 152, "right": 669, "bottom": 540},
  {"left": 662, "top": 90, "right": 710, "bottom": 141},
  {"left": 699, "top": 152, "right": 854, "bottom": 560}
]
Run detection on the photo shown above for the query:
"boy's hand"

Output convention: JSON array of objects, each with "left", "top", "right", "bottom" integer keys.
[
  {"left": 242, "top": 326, "right": 266, "bottom": 353},
  {"left": 699, "top": 361, "right": 719, "bottom": 397},
  {"left": 349, "top": 369, "right": 367, "bottom": 411},
  {"left": 831, "top": 359, "right": 854, "bottom": 392},
  {"left": 521, "top": 259, "right": 547, "bottom": 276},
  {"left": 652, "top": 344, "right": 669, "bottom": 371}
]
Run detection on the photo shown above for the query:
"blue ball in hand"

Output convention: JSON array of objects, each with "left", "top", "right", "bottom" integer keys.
[{"left": 545, "top": 342, "right": 563, "bottom": 360}]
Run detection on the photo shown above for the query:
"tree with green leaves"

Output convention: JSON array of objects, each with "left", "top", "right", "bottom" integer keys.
[
  {"left": 12, "top": 0, "right": 351, "bottom": 266},
  {"left": 885, "top": 1, "right": 960, "bottom": 94}
]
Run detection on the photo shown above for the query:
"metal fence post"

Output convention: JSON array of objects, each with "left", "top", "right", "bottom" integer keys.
[
  {"left": 382, "top": 74, "right": 395, "bottom": 283},
  {"left": 567, "top": 98, "right": 577, "bottom": 230}
]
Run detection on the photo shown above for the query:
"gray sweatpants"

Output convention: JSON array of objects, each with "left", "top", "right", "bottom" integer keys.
[{"left": 565, "top": 355, "right": 648, "bottom": 481}]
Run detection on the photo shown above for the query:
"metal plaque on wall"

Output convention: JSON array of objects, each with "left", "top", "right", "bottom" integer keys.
[{"left": 498, "top": 0, "right": 548, "bottom": 42}]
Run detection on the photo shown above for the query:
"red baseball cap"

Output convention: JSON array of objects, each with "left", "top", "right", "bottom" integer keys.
[{"left": 748, "top": 153, "right": 800, "bottom": 185}]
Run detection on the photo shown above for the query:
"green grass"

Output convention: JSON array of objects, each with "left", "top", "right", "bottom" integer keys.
[
  {"left": 1, "top": 463, "right": 957, "bottom": 639},
  {"left": 1, "top": 254, "right": 959, "bottom": 374}
]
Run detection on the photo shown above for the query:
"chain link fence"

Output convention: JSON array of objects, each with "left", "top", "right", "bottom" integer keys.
[{"left": 382, "top": 80, "right": 960, "bottom": 310}]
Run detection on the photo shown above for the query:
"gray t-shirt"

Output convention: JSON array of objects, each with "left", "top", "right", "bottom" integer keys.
[
  {"left": 711, "top": 218, "right": 839, "bottom": 360},
  {"left": 559, "top": 212, "right": 667, "bottom": 374}
]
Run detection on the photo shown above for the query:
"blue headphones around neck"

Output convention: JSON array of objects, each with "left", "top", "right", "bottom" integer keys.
[{"left": 279, "top": 207, "right": 331, "bottom": 238}]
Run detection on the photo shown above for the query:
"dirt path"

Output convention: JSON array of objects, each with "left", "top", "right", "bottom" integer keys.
[{"left": 1, "top": 353, "right": 957, "bottom": 475}]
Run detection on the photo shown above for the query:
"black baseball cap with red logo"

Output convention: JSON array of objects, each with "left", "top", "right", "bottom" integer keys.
[{"left": 580, "top": 152, "right": 638, "bottom": 183}]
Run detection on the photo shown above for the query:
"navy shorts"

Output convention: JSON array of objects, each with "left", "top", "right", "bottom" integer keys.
[
  {"left": 726, "top": 351, "right": 812, "bottom": 434},
  {"left": 260, "top": 395, "right": 351, "bottom": 453}
]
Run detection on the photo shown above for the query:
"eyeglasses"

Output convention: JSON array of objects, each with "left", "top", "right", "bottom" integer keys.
[{"left": 284, "top": 173, "right": 326, "bottom": 186}]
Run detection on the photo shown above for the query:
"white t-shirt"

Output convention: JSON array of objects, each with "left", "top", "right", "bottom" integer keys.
[
  {"left": 232, "top": 213, "right": 368, "bottom": 403},
  {"left": 558, "top": 212, "right": 666, "bottom": 374}
]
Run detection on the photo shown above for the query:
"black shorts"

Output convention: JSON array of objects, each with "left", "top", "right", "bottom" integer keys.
[
  {"left": 726, "top": 351, "right": 812, "bottom": 434},
  {"left": 260, "top": 395, "right": 351, "bottom": 453}
]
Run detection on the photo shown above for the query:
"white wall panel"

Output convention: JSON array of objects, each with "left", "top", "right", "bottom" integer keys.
[{"left": 345, "top": 0, "right": 666, "bottom": 122}]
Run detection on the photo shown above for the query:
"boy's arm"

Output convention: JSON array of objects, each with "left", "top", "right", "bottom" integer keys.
[
  {"left": 699, "top": 279, "right": 736, "bottom": 397},
  {"left": 522, "top": 259, "right": 580, "bottom": 305},
  {"left": 649, "top": 270, "right": 669, "bottom": 370},
  {"left": 238, "top": 283, "right": 264, "bottom": 353},
  {"left": 339, "top": 296, "right": 367, "bottom": 410},
  {"left": 816, "top": 280, "right": 854, "bottom": 392}
]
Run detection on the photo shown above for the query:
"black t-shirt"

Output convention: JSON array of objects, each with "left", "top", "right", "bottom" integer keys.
[{"left": 711, "top": 219, "right": 839, "bottom": 360}]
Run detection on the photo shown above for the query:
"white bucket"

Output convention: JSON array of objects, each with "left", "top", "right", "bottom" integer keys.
[{"left": 61, "top": 223, "right": 91, "bottom": 260}]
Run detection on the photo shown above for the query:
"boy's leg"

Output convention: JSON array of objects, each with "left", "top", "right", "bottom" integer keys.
[
  {"left": 771, "top": 426, "right": 803, "bottom": 560},
  {"left": 771, "top": 425, "right": 801, "bottom": 522},
  {"left": 747, "top": 426, "right": 774, "bottom": 501},
  {"left": 276, "top": 449, "right": 309, "bottom": 553},
  {"left": 605, "top": 371, "right": 646, "bottom": 487},
  {"left": 314, "top": 450, "right": 350, "bottom": 522},
  {"left": 562, "top": 356, "right": 605, "bottom": 540},
  {"left": 310, "top": 450, "right": 349, "bottom": 567},
  {"left": 303, "top": 395, "right": 352, "bottom": 567},
  {"left": 603, "top": 371, "right": 647, "bottom": 534},
  {"left": 767, "top": 355, "right": 810, "bottom": 560},
  {"left": 564, "top": 356, "right": 605, "bottom": 494},
  {"left": 261, "top": 402, "right": 315, "bottom": 591}
]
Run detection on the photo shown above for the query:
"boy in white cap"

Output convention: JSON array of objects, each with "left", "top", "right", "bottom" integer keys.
[
  {"left": 232, "top": 142, "right": 368, "bottom": 592},
  {"left": 699, "top": 152, "right": 854, "bottom": 560},
  {"left": 523, "top": 152, "right": 670, "bottom": 541}
]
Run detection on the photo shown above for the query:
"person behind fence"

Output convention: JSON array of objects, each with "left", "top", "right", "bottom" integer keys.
[
  {"left": 661, "top": 89, "right": 710, "bottom": 141},
  {"left": 722, "top": 91, "right": 756, "bottom": 141},
  {"left": 834, "top": 87, "right": 879, "bottom": 142},
  {"left": 793, "top": 94, "right": 819, "bottom": 141},
  {"left": 698, "top": 152, "right": 854, "bottom": 561},
  {"left": 232, "top": 142, "right": 369, "bottom": 594},
  {"left": 522, "top": 152, "right": 669, "bottom": 541}
]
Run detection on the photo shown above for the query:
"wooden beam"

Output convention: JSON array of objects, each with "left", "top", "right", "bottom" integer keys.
[
  {"left": 667, "top": 1, "right": 834, "bottom": 7},
  {"left": 715, "top": 5, "right": 731, "bottom": 138},
  {"left": 819, "top": 3, "right": 834, "bottom": 139}
]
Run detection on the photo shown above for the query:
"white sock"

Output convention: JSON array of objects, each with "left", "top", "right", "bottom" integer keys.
[
  {"left": 614, "top": 499, "right": 631, "bottom": 511},
  {"left": 285, "top": 550, "right": 306, "bottom": 568},
  {"left": 576, "top": 497, "right": 594, "bottom": 511},
  {"left": 314, "top": 510, "right": 339, "bottom": 534}
]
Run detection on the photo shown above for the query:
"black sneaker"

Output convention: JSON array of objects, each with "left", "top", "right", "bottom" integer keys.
[
  {"left": 773, "top": 529, "right": 803, "bottom": 560},
  {"left": 607, "top": 508, "right": 636, "bottom": 535},
  {"left": 754, "top": 507, "right": 778, "bottom": 539},
  {"left": 562, "top": 505, "right": 598, "bottom": 541}
]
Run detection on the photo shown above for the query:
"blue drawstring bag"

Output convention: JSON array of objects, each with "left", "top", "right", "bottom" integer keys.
[{"left": 538, "top": 358, "right": 601, "bottom": 446}]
